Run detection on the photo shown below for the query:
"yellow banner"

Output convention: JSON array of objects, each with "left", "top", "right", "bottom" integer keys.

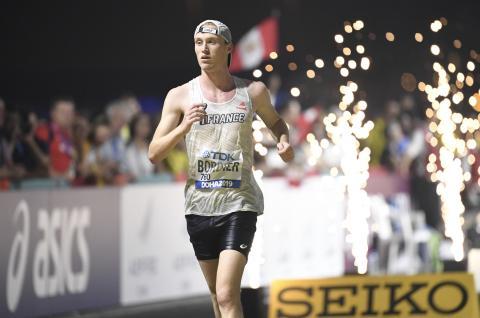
[{"left": 269, "top": 273, "right": 479, "bottom": 318}]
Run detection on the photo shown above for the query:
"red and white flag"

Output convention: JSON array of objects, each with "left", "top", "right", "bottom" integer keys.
[{"left": 229, "top": 17, "right": 278, "bottom": 73}]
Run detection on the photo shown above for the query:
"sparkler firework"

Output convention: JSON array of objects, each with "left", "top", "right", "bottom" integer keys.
[{"left": 418, "top": 18, "right": 480, "bottom": 261}]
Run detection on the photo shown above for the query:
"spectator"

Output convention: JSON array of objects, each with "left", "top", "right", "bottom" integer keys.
[
  {"left": 119, "top": 93, "right": 141, "bottom": 123},
  {"left": 0, "top": 106, "right": 26, "bottom": 188},
  {"left": 102, "top": 101, "right": 128, "bottom": 171},
  {"left": 400, "top": 109, "right": 439, "bottom": 229},
  {"left": 268, "top": 73, "right": 288, "bottom": 110},
  {"left": 380, "top": 100, "right": 402, "bottom": 170},
  {"left": 0, "top": 107, "right": 49, "bottom": 187},
  {"left": 84, "top": 120, "right": 116, "bottom": 186},
  {"left": 365, "top": 110, "right": 387, "bottom": 167},
  {"left": 72, "top": 113, "right": 92, "bottom": 185},
  {"left": 35, "top": 97, "right": 76, "bottom": 180},
  {"left": 124, "top": 113, "right": 155, "bottom": 180},
  {"left": 280, "top": 99, "right": 302, "bottom": 147},
  {"left": 14, "top": 110, "right": 49, "bottom": 177}
]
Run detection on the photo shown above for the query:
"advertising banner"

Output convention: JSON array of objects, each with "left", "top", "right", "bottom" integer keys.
[
  {"left": 0, "top": 188, "right": 120, "bottom": 318},
  {"left": 120, "top": 184, "right": 205, "bottom": 305},
  {"left": 269, "top": 273, "right": 479, "bottom": 318},
  {"left": 261, "top": 176, "right": 345, "bottom": 284}
]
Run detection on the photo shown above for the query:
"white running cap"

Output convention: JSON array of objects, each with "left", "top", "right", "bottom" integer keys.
[{"left": 194, "top": 19, "right": 232, "bottom": 44}]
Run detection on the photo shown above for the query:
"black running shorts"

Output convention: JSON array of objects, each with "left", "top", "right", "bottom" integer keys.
[{"left": 185, "top": 211, "right": 257, "bottom": 260}]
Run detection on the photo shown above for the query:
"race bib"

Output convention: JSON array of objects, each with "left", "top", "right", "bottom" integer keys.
[{"left": 195, "top": 149, "right": 243, "bottom": 189}]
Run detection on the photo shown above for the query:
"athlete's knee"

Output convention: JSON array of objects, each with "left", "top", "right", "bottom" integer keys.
[
  {"left": 216, "top": 285, "right": 239, "bottom": 310},
  {"left": 207, "top": 283, "right": 216, "bottom": 295},
  {"left": 210, "top": 291, "right": 218, "bottom": 305}
]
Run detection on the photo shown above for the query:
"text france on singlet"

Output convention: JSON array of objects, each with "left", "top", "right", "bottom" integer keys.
[{"left": 200, "top": 113, "right": 246, "bottom": 125}]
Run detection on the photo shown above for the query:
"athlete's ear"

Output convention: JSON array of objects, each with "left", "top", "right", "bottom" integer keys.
[{"left": 226, "top": 43, "right": 233, "bottom": 54}]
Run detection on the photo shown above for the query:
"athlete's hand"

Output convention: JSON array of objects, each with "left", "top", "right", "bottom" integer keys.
[
  {"left": 180, "top": 103, "right": 207, "bottom": 134},
  {"left": 277, "top": 141, "right": 294, "bottom": 162}
]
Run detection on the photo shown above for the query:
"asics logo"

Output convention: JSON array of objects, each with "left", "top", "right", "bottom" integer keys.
[
  {"left": 6, "top": 200, "right": 30, "bottom": 312},
  {"left": 6, "top": 200, "right": 92, "bottom": 313}
]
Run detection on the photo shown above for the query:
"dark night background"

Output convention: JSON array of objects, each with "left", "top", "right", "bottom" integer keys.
[{"left": 1, "top": 0, "right": 479, "bottom": 116}]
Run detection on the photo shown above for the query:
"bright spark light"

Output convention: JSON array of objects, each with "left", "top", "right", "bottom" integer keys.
[
  {"left": 415, "top": 33, "right": 424, "bottom": 42},
  {"left": 324, "top": 22, "right": 374, "bottom": 274},
  {"left": 422, "top": 54, "right": 467, "bottom": 261},
  {"left": 269, "top": 51, "right": 278, "bottom": 59},
  {"left": 315, "top": 58, "right": 325, "bottom": 68},
  {"left": 253, "top": 69, "right": 262, "bottom": 78},
  {"left": 467, "top": 61, "right": 475, "bottom": 71},
  {"left": 448, "top": 63, "right": 456, "bottom": 73},
  {"left": 335, "top": 56, "right": 345, "bottom": 67},
  {"left": 290, "top": 87, "right": 300, "bottom": 97},
  {"left": 469, "top": 95, "right": 478, "bottom": 107},
  {"left": 340, "top": 67, "right": 349, "bottom": 77},
  {"left": 360, "top": 57, "right": 370, "bottom": 70},
  {"left": 431, "top": 44, "right": 441, "bottom": 56},
  {"left": 431, "top": 20, "right": 443, "bottom": 32},
  {"left": 353, "top": 20, "right": 364, "bottom": 31},
  {"left": 306, "top": 133, "right": 322, "bottom": 166},
  {"left": 418, "top": 81, "right": 426, "bottom": 91},
  {"left": 466, "top": 76, "right": 474, "bottom": 87}
]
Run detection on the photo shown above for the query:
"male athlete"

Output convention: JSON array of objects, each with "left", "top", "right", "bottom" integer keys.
[{"left": 148, "top": 19, "right": 294, "bottom": 318}]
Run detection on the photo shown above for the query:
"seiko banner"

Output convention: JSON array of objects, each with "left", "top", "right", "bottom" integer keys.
[
  {"left": 269, "top": 273, "right": 479, "bottom": 318},
  {"left": 0, "top": 189, "right": 120, "bottom": 318}
]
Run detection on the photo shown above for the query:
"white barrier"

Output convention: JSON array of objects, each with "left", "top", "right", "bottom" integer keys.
[
  {"left": 120, "top": 184, "right": 205, "bottom": 305},
  {"left": 119, "top": 176, "right": 345, "bottom": 304},
  {"left": 1, "top": 176, "right": 347, "bottom": 312}
]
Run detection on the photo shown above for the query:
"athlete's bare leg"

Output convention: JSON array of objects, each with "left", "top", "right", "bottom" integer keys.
[
  {"left": 199, "top": 259, "right": 221, "bottom": 318},
  {"left": 216, "top": 250, "right": 247, "bottom": 318}
]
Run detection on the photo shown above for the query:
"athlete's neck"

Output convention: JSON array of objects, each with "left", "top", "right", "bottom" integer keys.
[{"left": 199, "top": 69, "right": 235, "bottom": 93}]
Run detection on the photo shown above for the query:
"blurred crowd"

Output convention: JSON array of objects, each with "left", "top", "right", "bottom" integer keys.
[
  {"left": 0, "top": 74, "right": 462, "bottom": 193},
  {"left": 0, "top": 94, "right": 187, "bottom": 189}
]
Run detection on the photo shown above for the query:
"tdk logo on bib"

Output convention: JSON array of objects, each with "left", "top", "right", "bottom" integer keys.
[{"left": 201, "top": 150, "right": 235, "bottom": 161}]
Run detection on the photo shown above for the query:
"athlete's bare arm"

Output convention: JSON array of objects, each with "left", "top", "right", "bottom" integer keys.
[
  {"left": 148, "top": 84, "right": 206, "bottom": 163},
  {"left": 248, "top": 81, "right": 294, "bottom": 162}
]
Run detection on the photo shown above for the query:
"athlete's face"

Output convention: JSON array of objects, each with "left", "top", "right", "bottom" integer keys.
[{"left": 194, "top": 32, "right": 231, "bottom": 71}]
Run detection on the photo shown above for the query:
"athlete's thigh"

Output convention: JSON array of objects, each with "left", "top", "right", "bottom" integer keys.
[
  {"left": 216, "top": 249, "right": 247, "bottom": 291},
  {"left": 199, "top": 259, "right": 219, "bottom": 293}
]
